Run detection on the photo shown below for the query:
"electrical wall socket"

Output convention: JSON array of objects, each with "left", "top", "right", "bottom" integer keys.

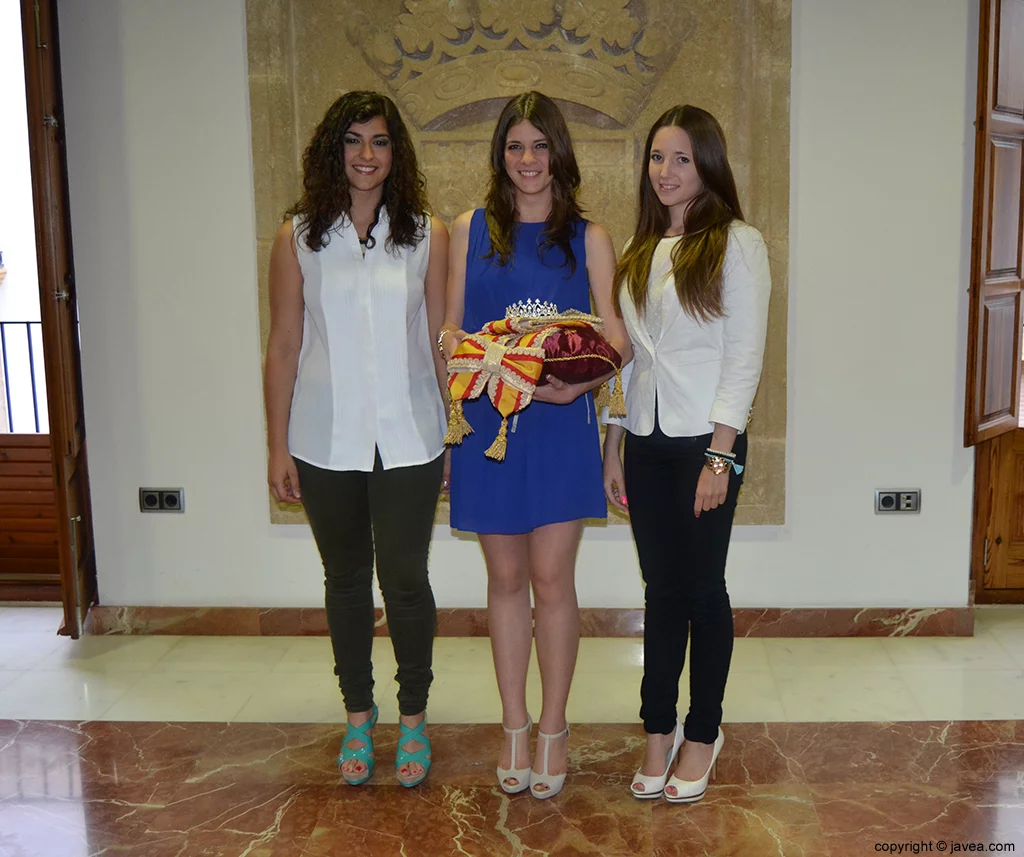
[
  {"left": 875, "top": 489, "right": 920, "bottom": 514},
  {"left": 139, "top": 488, "right": 184, "bottom": 513}
]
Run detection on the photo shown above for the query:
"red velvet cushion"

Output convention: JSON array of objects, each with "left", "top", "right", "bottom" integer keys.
[{"left": 537, "top": 326, "right": 622, "bottom": 385}]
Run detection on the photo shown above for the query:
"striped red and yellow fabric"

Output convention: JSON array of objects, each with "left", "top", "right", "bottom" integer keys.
[
  {"left": 444, "top": 330, "right": 549, "bottom": 460},
  {"left": 443, "top": 311, "right": 624, "bottom": 461}
]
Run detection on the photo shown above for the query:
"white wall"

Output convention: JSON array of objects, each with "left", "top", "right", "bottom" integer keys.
[
  {"left": 57, "top": 0, "right": 978, "bottom": 609},
  {"left": 0, "top": 0, "right": 40, "bottom": 325},
  {"left": 0, "top": 0, "right": 46, "bottom": 434}
]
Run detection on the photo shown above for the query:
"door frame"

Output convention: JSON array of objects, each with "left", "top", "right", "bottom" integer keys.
[
  {"left": 968, "top": 0, "right": 1024, "bottom": 604},
  {"left": 17, "top": 0, "right": 97, "bottom": 634}
]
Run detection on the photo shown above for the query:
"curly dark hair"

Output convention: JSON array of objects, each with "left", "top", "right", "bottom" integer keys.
[
  {"left": 484, "top": 91, "right": 584, "bottom": 275},
  {"left": 286, "top": 91, "right": 428, "bottom": 253}
]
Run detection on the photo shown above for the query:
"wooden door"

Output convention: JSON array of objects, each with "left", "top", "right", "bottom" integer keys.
[
  {"left": 975, "top": 425, "right": 1024, "bottom": 600},
  {"left": 0, "top": 435, "right": 60, "bottom": 600},
  {"left": 968, "top": 1, "right": 1024, "bottom": 602},
  {"left": 20, "top": 0, "right": 97, "bottom": 635},
  {"left": 965, "top": 0, "right": 1024, "bottom": 447}
]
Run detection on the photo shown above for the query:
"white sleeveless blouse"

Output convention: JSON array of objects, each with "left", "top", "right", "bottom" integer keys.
[{"left": 288, "top": 210, "right": 446, "bottom": 471}]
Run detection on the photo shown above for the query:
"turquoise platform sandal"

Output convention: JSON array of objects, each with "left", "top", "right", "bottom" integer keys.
[
  {"left": 395, "top": 714, "right": 432, "bottom": 788},
  {"left": 338, "top": 704, "right": 378, "bottom": 786}
]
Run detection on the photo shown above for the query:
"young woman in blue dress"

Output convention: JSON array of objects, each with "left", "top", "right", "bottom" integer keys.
[{"left": 438, "top": 91, "right": 631, "bottom": 799}]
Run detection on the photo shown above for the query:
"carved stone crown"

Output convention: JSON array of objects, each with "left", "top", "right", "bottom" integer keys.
[
  {"left": 506, "top": 299, "right": 560, "bottom": 319},
  {"left": 344, "top": 1, "right": 694, "bottom": 128}
]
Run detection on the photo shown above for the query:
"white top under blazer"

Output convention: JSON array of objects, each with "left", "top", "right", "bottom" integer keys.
[
  {"left": 288, "top": 210, "right": 446, "bottom": 471},
  {"left": 609, "top": 220, "right": 771, "bottom": 436}
]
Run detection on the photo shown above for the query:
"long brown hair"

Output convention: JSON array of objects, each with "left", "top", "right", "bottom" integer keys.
[
  {"left": 484, "top": 92, "right": 584, "bottom": 274},
  {"left": 287, "top": 91, "right": 428, "bottom": 253},
  {"left": 614, "top": 105, "right": 743, "bottom": 322}
]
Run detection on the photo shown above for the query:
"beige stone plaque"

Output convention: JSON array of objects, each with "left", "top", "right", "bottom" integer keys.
[{"left": 247, "top": 0, "right": 790, "bottom": 526}]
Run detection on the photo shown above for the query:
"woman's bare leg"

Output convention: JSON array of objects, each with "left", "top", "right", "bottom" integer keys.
[
  {"left": 528, "top": 519, "right": 583, "bottom": 790},
  {"left": 480, "top": 533, "right": 533, "bottom": 786}
]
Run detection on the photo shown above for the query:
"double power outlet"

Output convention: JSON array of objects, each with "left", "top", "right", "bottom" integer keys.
[
  {"left": 139, "top": 488, "right": 185, "bottom": 513},
  {"left": 875, "top": 489, "right": 920, "bottom": 514}
]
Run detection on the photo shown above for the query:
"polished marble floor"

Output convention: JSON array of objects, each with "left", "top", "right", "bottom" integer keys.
[
  {"left": 2, "top": 606, "right": 1024, "bottom": 724},
  {"left": 1, "top": 719, "right": 1022, "bottom": 856},
  {"left": 0, "top": 605, "right": 1023, "bottom": 855}
]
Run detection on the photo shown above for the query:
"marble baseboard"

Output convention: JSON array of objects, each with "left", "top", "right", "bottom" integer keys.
[
  {"left": 84, "top": 605, "right": 974, "bottom": 637},
  {"left": 1, "top": 719, "right": 1021, "bottom": 856}
]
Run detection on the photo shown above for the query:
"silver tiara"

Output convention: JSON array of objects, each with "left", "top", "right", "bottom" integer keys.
[{"left": 505, "top": 299, "right": 560, "bottom": 319}]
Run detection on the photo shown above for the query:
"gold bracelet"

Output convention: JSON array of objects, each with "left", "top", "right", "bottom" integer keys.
[{"left": 436, "top": 328, "right": 453, "bottom": 357}]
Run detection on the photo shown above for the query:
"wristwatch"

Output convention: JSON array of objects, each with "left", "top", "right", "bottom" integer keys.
[{"left": 704, "top": 455, "right": 732, "bottom": 476}]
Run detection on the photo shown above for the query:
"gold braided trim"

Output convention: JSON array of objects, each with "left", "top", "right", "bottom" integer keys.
[
  {"left": 507, "top": 310, "right": 606, "bottom": 332},
  {"left": 542, "top": 353, "right": 620, "bottom": 368},
  {"left": 449, "top": 370, "right": 488, "bottom": 401},
  {"left": 495, "top": 365, "right": 541, "bottom": 394},
  {"left": 539, "top": 354, "right": 626, "bottom": 417},
  {"left": 447, "top": 360, "right": 547, "bottom": 396},
  {"left": 444, "top": 399, "right": 473, "bottom": 445},
  {"left": 609, "top": 369, "right": 626, "bottom": 417},
  {"left": 484, "top": 416, "right": 509, "bottom": 460},
  {"left": 447, "top": 346, "right": 547, "bottom": 369},
  {"left": 448, "top": 349, "right": 547, "bottom": 391}
]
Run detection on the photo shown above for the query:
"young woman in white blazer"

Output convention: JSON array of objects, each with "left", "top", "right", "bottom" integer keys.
[{"left": 602, "top": 105, "right": 771, "bottom": 803}]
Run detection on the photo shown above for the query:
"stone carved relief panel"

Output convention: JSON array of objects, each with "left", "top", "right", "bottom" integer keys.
[
  {"left": 247, "top": 0, "right": 791, "bottom": 526},
  {"left": 339, "top": 0, "right": 696, "bottom": 129}
]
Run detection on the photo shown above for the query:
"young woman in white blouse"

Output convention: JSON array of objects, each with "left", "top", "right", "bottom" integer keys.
[
  {"left": 603, "top": 105, "right": 771, "bottom": 803},
  {"left": 264, "top": 92, "right": 449, "bottom": 788}
]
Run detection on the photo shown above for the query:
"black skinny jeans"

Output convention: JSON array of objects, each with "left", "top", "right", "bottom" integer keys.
[
  {"left": 295, "top": 450, "right": 443, "bottom": 717},
  {"left": 624, "top": 420, "right": 746, "bottom": 744}
]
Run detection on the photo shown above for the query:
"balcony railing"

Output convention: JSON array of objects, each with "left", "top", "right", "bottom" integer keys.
[{"left": 0, "top": 321, "right": 48, "bottom": 434}]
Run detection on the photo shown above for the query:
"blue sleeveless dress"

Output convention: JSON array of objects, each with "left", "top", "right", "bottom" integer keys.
[{"left": 449, "top": 209, "right": 607, "bottom": 534}]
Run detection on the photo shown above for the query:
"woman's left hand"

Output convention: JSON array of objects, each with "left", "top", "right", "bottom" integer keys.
[
  {"left": 694, "top": 467, "right": 729, "bottom": 518},
  {"left": 532, "top": 375, "right": 584, "bottom": 405},
  {"left": 441, "top": 448, "right": 451, "bottom": 495}
]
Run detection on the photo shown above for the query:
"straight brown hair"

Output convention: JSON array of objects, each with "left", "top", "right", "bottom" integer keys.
[
  {"left": 484, "top": 92, "right": 584, "bottom": 274},
  {"left": 614, "top": 105, "right": 743, "bottom": 322}
]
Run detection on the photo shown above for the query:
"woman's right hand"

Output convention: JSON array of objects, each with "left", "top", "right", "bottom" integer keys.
[
  {"left": 441, "top": 328, "right": 468, "bottom": 361},
  {"left": 603, "top": 451, "right": 628, "bottom": 513},
  {"left": 268, "top": 449, "right": 302, "bottom": 504}
]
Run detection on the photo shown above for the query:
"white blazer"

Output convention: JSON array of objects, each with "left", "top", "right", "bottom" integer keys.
[{"left": 609, "top": 220, "right": 771, "bottom": 437}]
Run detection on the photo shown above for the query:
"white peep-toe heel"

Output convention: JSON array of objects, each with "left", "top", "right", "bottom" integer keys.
[{"left": 496, "top": 716, "right": 533, "bottom": 794}]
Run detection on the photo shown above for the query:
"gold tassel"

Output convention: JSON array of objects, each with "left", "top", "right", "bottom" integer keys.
[
  {"left": 443, "top": 399, "right": 473, "bottom": 445},
  {"left": 484, "top": 416, "right": 509, "bottom": 461},
  {"left": 608, "top": 369, "right": 627, "bottom": 418},
  {"left": 594, "top": 382, "right": 611, "bottom": 410}
]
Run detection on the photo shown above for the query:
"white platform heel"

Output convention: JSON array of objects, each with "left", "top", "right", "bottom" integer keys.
[
  {"left": 630, "top": 721, "right": 685, "bottom": 800},
  {"left": 530, "top": 723, "right": 569, "bottom": 800},
  {"left": 496, "top": 716, "right": 532, "bottom": 794},
  {"left": 665, "top": 728, "right": 724, "bottom": 804}
]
